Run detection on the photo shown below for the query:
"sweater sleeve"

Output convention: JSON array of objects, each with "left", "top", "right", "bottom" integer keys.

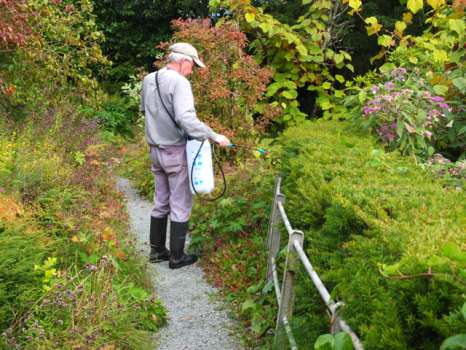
[{"left": 172, "top": 77, "right": 219, "bottom": 141}]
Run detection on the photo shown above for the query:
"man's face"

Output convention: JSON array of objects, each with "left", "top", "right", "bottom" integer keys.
[{"left": 179, "top": 59, "right": 195, "bottom": 77}]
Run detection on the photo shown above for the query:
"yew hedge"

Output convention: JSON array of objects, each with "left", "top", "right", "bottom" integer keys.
[{"left": 277, "top": 120, "right": 465, "bottom": 349}]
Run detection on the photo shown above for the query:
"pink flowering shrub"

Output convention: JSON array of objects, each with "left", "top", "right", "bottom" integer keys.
[{"left": 357, "top": 67, "right": 460, "bottom": 159}]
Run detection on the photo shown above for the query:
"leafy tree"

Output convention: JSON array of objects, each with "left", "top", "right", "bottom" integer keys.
[
  {"left": 251, "top": 0, "right": 425, "bottom": 75},
  {"left": 161, "top": 19, "right": 276, "bottom": 152},
  {"left": 91, "top": 0, "right": 210, "bottom": 79},
  {"left": 1, "top": 0, "right": 108, "bottom": 119},
  {"left": 210, "top": 0, "right": 354, "bottom": 123}
]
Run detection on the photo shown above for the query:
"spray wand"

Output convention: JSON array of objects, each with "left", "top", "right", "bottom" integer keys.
[{"left": 227, "top": 143, "right": 269, "bottom": 156}]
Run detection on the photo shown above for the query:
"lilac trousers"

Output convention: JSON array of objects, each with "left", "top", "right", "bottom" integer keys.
[{"left": 149, "top": 145, "right": 192, "bottom": 222}]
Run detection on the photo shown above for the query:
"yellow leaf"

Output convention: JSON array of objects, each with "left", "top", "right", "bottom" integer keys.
[
  {"left": 102, "top": 227, "right": 116, "bottom": 241},
  {"left": 370, "top": 49, "right": 386, "bottom": 64},
  {"left": 0, "top": 194, "right": 23, "bottom": 222},
  {"left": 116, "top": 250, "right": 127, "bottom": 260},
  {"left": 427, "top": 0, "right": 446, "bottom": 9},
  {"left": 365, "top": 17, "right": 383, "bottom": 36},
  {"left": 403, "top": 12, "right": 413, "bottom": 24},
  {"left": 245, "top": 13, "right": 255, "bottom": 23},
  {"left": 407, "top": 0, "right": 423, "bottom": 14},
  {"left": 395, "top": 21, "right": 407, "bottom": 36},
  {"left": 348, "top": 0, "right": 362, "bottom": 10},
  {"left": 71, "top": 235, "right": 80, "bottom": 243},
  {"left": 433, "top": 49, "right": 448, "bottom": 63}
]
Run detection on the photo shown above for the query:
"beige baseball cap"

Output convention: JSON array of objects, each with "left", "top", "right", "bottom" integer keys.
[{"left": 169, "top": 43, "right": 206, "bottom": 68}]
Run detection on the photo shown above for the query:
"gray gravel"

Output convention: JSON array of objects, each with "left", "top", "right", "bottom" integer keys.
[{"left": 117, "top": 177, "right": 244, "bottom": 350}]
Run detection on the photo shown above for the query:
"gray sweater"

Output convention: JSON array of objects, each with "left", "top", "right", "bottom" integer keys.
[{"left": 140, "top": 68, "right": 219, "bottom": 147}]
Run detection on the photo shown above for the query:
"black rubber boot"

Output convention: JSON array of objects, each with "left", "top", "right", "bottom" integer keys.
[
  {"left": 149, "top": 216, "right": 170, "bottom": 263},
  {"left": 169, "top": 221, "right": 198, "bottom": 269}
]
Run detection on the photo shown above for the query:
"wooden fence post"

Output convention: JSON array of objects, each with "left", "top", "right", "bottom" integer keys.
[
  {"left": 266, "top": 176, "right": 284, "bottom": 285},
  {"left": 275, "top": 230, "right": 304, "bottom": 343}
]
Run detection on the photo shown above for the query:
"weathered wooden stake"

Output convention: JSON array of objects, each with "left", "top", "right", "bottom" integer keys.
[
  {"left": 275, "top": 230, "right": 304, "bottom": 342},
  {"left": 266, "top": 176, "right": 284, "bottom": 285}
]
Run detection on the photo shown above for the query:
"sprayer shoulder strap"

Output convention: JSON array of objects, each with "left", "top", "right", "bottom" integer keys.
[{"left": 155, "top": 71, "right": 186, "bottom": 137}]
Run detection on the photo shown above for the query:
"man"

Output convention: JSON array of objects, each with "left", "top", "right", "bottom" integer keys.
[{"left": 140, "top": 43, "right": 230, "bottom": 269}]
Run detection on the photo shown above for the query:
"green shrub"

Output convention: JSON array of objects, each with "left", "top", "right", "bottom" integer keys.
[
  {"left": 80, "top": 95, "right": 139, "bottom": 137},
  {"left": 0, "top": 224, "right": 52, "bottom": 332},
  {"left": 190, "top": 162, "right": 277, "bottom": 349},
  {"left": 277, "top": 120, "right": 466, "bottom": 349},
  {"left": 1, "top": 117, "right": 165, "bottom": 348},
  {"left": 120, "top": 139, "right": 154, "bottom": 199}
]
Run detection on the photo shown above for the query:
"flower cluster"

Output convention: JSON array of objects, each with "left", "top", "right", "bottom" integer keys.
[{"left": 361, "top": 67, "right": 454, "bottom": 158}]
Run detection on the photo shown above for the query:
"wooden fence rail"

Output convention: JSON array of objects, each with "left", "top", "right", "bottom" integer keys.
[{"left": 266, "top": 176, "right": 364, "bottom": 350}]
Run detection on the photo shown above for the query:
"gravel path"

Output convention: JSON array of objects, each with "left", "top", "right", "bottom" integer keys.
[{"left": 117, "top": 177, "right": 244, "bottom": 350}]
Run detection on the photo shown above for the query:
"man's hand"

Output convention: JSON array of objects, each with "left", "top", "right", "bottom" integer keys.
[{"left": 214, "top": 134, "right": 231, "bottom": 147}]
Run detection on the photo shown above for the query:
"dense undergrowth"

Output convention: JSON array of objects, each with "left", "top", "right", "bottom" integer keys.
[
  {"left": 0, "top": 112, "right": 165, "bottom": 349},
  {"left": 0, "top": 1, "right": 165, "bottom": 348}
]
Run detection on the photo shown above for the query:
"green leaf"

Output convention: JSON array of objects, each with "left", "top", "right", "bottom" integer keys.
[
  {"left": 128, "top": 287, "right": 149, "bottom": 301},
  {"left": 259, "top": 22, "right": 272, "bottom": 33},
  {"left": 358, "top": 90, "right": 367, "bottom": 103},
  {"left": 74, "top": 151, "right": 85, "bottom": 165},
  {"left": 266, "top": 82, "right": 284, "bottom": 97},
  {"left": 440, "top": 334, "right": 466, "bottom": 350},
  {"left": 335, "top": 75, "right": 345, "bottom": 83},
  {"left": 241, "top": 299, "right": 257, "bottom": 313},
  {"left": 296, "top": 45, "right": 308, "bottom": 56},
  {"left": 407, "top": 0, "right": 423, "bottom": 14},
  {"left": 319, "top": 97, "right": 333, "bottom": 111},
  {"left": 380, "top": 63, "right": 396, "bottom": 74},
  {"left": 315, "top": 334, "right": 335, "bottom": 350},
  {"left": 251, "top": 315, "right": 267, "bottom": 336},
  {"left": 308, "top": 45, "right": 322, "bottom": 55},
  {"left": 262, "top": 280, "right": 273, "bottom": 294},
  {"left": 378, "top": 35, "right": 393, "bottom": 47},
  {"left": 246, "top": 284, "right": 260, "bottom": 294},
  {"left": 461, "top": 303, "right": 466, "bottom": 321},
  {"left": 448, "top": 19, "right": 465, "bottom": 35},
  {"left": 335, "top": 332, "right": 354, "bottom": 350},
  {"left": 452, "top": 77, "right": 466, "bottom": 92},
  {"left": 322, "top": 82, "right": 332, "bottom": 90},
  {"left": 442, "top": 243, "right": 466, "bottom": 264},
  {"left": 281, "top": 89, "right": 298, "bottom": 99},
  {"left": 433, "top": 84, "right": 449, "bottom": 95},
  {"left": 334, "top": 53, "right": 345, "bottom": 64}
]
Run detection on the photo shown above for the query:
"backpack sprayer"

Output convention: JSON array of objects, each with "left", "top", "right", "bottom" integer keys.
[{"left": 187, "top": 140, "right": 269, "bottom": 201}]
